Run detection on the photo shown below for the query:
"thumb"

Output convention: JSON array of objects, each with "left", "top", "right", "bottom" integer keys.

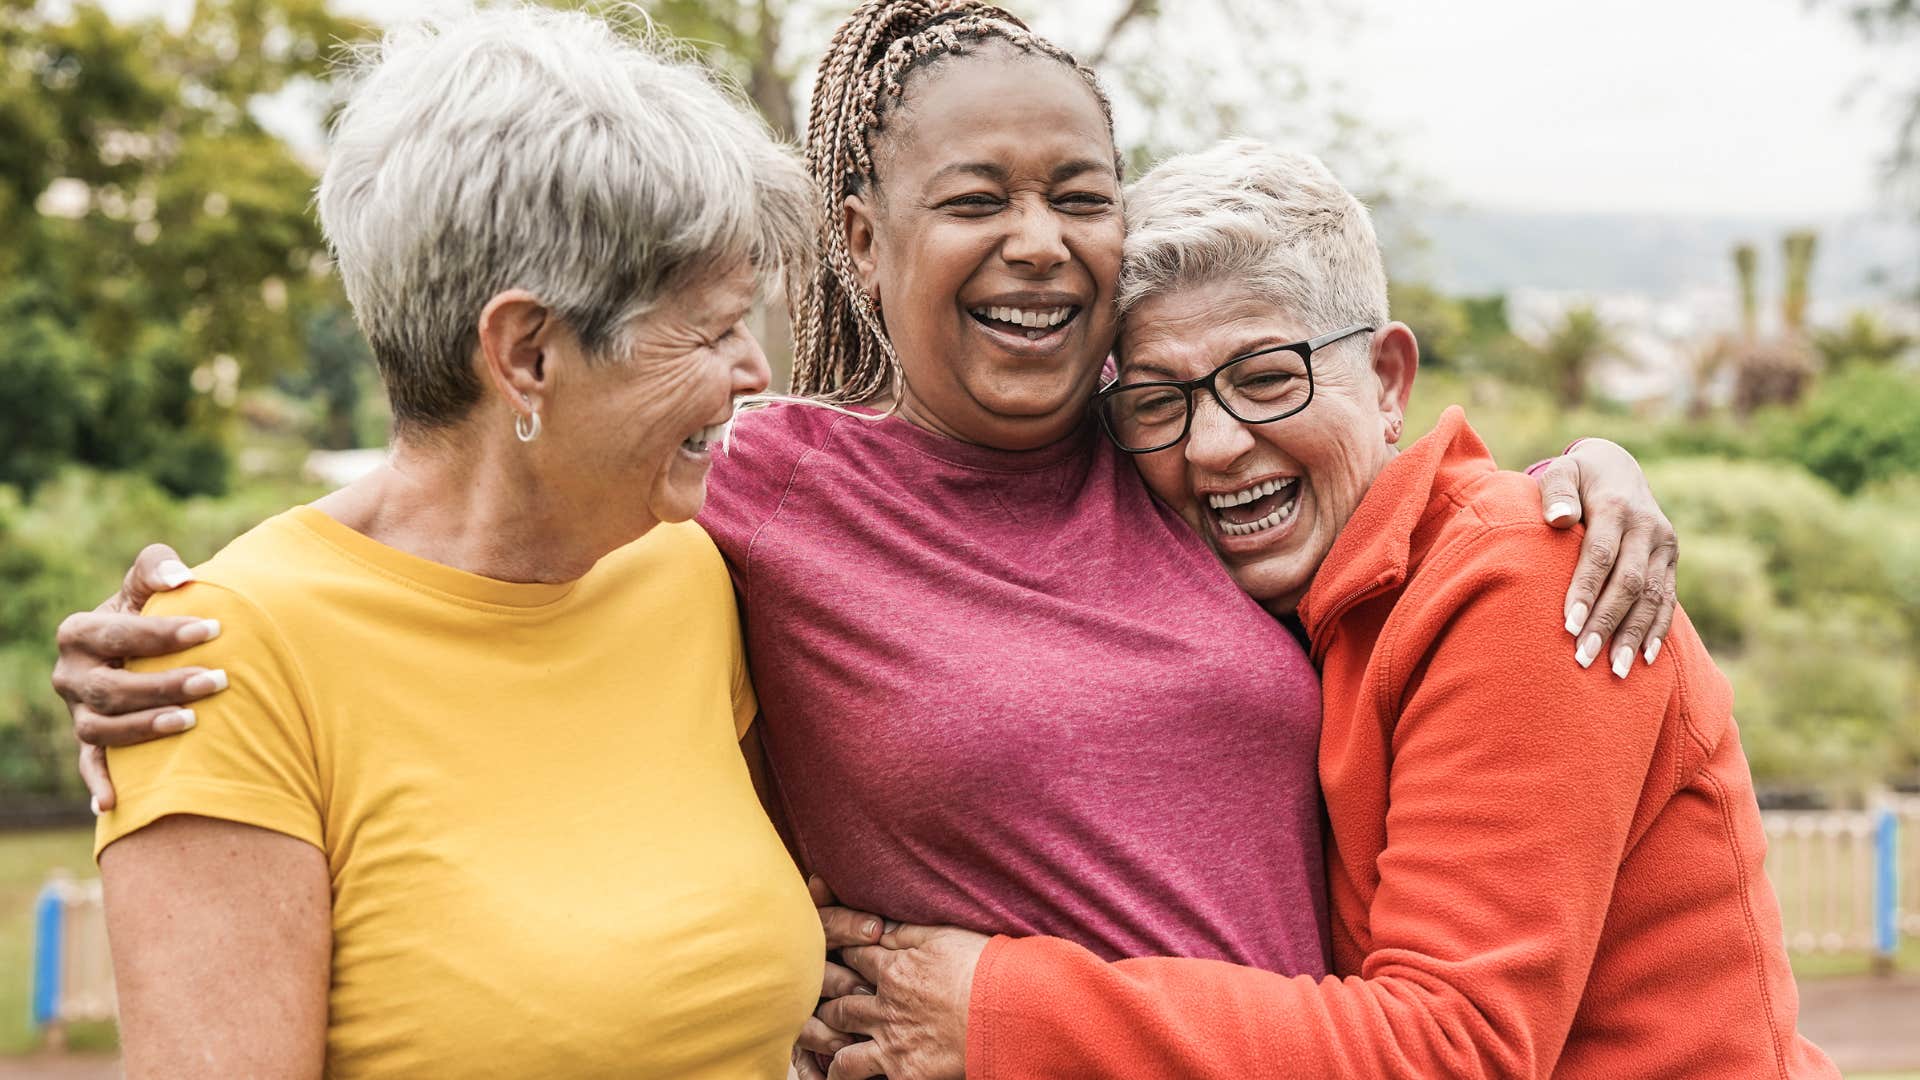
[
  {"left": 1534, "top": 457, "right": 1583, "bottom": 529},
  {"left": 878, "top": 921, "right": 946, "bottom": 950},
  {"left": 116, "top": 544, "right": 192, "bottom": 613}
]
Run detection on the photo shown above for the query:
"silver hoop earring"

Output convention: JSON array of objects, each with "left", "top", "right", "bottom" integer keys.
[{"left": 515, "top": 409, "right": 542, "bottom": 443}]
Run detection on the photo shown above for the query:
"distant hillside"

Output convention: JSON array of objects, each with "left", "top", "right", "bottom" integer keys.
[{"left": 1378, "top": 208, "right": 1919, "bottom": 303}]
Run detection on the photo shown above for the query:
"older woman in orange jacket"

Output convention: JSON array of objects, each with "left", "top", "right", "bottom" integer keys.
[{"left": 808, "top": 140, "right": 1837, "bottom": 1079}]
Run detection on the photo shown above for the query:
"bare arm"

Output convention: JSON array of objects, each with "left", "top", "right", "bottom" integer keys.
[{"left": 101, "top": 815, "right": 331, "bottom": 1079}]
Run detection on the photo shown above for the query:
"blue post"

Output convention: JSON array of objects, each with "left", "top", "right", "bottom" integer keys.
[
  {"left": 30, "top": 883, "right": 63, "bottom": 1027},
  {"left": 1875, "top": 808, "right": 1899, "bottom": 973}
]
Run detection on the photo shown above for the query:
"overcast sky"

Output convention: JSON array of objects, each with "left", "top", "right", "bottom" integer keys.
[
  {"left": 1297, "top": 0, "right": 1898, "bottom": 217},
  {"left": 119, "top": 0, "right": 1901, "bottom": 218}
]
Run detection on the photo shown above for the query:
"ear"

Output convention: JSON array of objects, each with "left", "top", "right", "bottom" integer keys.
[
  {"left": 842, "top": 193, "right": 882, "bottom": 302},
  {"left": 1369, "top": 322, "right": 1420, "bottom": 443},
  {"left": 476, "top": 289, "right": 556, "bottom": 419}
]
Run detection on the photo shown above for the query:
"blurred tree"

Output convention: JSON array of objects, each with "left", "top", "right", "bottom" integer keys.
[
  {"left": 1814, "top": 309, "right": 1915, "bottom": 369},
  {"left": 1531, "top": 306, "right": 1617, "bottom": 409},
  {"left": 1387, "top": 282, "right": 1469, "bottom": 369},
  {"left": 0, "top": 0, "right": 375, "bottom": 492},
  {"left": 1778, "top": 366, "right": 1920, "bottom": 495}
]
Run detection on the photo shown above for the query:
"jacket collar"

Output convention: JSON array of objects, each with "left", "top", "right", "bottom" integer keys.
[{"left": 1297, "top": 406, "right": 1495, "bottom": 662}]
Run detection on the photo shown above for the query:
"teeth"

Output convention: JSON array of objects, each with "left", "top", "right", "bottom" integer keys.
[
  {"left": 683, "top": 421, "right": 729, "bottom": 449},
  {"left": 1206, "top": 476, "right": 1295, "bottom": 510},
  {"left": 970, "top": 305, "right": 1073, "bottom": 329},
  {"left": 1216, "top": 488, "right": 1302, "bottom": 536}
]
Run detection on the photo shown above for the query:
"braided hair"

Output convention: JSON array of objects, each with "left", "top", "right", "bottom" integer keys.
[{"left": 791, "top": 1, "right": 1118, "bottom": 403}]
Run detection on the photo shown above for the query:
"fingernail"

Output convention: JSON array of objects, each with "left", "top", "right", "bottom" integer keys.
[
  {"left": 182, "top": 669, "right": 229, "bottom": 695},
  {"left": 176, "top": 618, "right": 221, "bottom": 645},
  {"left": 861, "top": 918, "right": 879, "bottom": 937},
  {"left": 1611, "top": 646, "right": 1633, "bottom": 680},
  {"left": 90, "top": 797, "right": 101, "bottom": 816},
  {"left": 1644, "top": 637, "right": 1662, "bottom": 665},
  {"left": 154, "top": 709, "right": 197, "bottom": 734},
  {"left": 882, "top": 920, "right": 901, "bottom": 934},
  {"left": 1564, "top": 603, "right": 1588, "bottom": 636},
  {"left": 1576, "top": 633, "right": 1601, "bottom": 668},
  {"left": 1546, "top": 500, "right": 1577, "bottom": 524},
  {"left": 156, "top": 560, "right": 194, "bottom": 588},
  {"left": 853, "top": 986, "right": 875, "bottom": 995}
]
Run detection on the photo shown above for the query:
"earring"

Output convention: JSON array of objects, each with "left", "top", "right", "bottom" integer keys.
[{"left": 516, "top": 409, "right": 542, "bottom": 443}]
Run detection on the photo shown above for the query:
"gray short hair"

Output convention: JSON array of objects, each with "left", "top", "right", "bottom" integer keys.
[
  {"left": 317, "top": 5, "right": 813, "bottom": 432},
  {"left": 1118, "top": 139, "right": 1388, "bottom": 342}
]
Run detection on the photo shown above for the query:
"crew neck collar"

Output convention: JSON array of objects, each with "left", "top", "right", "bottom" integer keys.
[
  {"left": 287, "top": 505, "right": 583, "bottom": 611},
  {"left": 861, "top": 408, "right": 1099, "bottom": 474}
]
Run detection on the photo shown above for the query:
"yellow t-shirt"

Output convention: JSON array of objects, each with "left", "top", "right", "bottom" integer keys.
[{"left": 97, "top": 507, "right": 824, "bottom": 1078}]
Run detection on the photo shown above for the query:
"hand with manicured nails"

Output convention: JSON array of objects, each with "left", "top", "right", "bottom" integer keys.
[
  {"left": 51, "top": 544, "right": 230, "bottom": 811},
  {"left": 1532, "top": 438, "right": 1679, "bottom": 677}
]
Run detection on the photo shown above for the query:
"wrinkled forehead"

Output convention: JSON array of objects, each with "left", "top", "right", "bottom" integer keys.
[{"left": 1118, "top": 283, "right": 1313, "bottom": 380}]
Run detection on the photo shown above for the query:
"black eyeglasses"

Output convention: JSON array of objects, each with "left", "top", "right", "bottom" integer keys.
[{"left": 1094, "top": 324, "right": 1374, "bottom": 454}]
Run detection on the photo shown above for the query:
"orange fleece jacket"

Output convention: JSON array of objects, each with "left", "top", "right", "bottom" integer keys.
[{"left": 965, "top": 408, "right": 1836, "bottom": 1079}]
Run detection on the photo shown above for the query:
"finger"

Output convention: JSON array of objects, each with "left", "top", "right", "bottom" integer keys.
[
  {"left": 117, "top": 544, "right": 192, "bottom": 612},
  {"left": 807, "top": 874, "right": 838, "bottom": 908},
  {"left": 875, "top": 921, "right": 939, "bottom": 950},
  {"left": 815, "top": 989, "right": 882, "bottom": 1036},
  {"left": 826, "top": 1041, "right": 886, "bottom": 1080},
  {"left": 795, "top": 1016, "right": 857, "bottom": 1056},
  {"left": 840, "top": 945, "right": 890, "bottom": 983},
  {"left": 1574, "top": 508, "right": 1653, "bottom": 669},
  {"left": 59, "top": 664, "right": 228, "bottom": 727},
  {"left": 821, "top": 960, "right": 870, "bottom": 1000},
  {"left": 1562, "top": 500, "right": 1620, "bottom": 650},
  {"left": 1604, "top": 541, "right": 1675, "bottom": 678},
  {"left": 1535, "top": 457, "right": 1583, "bottom": 529},
  {"left": 79, "top": 745, "right": 116, "bottom": 812},
  {"left": 1643, "top": 563, "right": 1679, "bottom": 666},
  {"left": 54, "top": 611, "right": 223, "bottom": 670},
  {"left": 73, "top": 703, "right": 204, "bottom": 749},
  {"left": 818, "top": 904, "right": 885, "bottom": 949},
  {"left": 793, "top": 1045, "right": 835, "bottom": 1080}
]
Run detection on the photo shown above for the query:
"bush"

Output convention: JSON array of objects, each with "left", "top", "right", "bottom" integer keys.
[{"left": 1774, "top": 367, "right": 1920, "bottom": 495}]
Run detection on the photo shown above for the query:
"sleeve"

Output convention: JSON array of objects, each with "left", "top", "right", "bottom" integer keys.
[
  {"left": 95, "top": 581, "right": 325, "bottom": 858},
  {"left": 966, "top": 531, "right": 1672, "bottom": 1080},
  {"left": 1524, "top": 436, "right": 1589, "bottom": 477},
  {"left": 730, "top": 621, "right": 759, "bottom": 740}
]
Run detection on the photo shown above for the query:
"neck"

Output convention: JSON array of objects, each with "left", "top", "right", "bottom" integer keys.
[
  {"left": 311, "top": 424, "right": 649, "bottom": 585},
  {"left": 889, "top": 390, "right": 1086, "bottom": 453}
]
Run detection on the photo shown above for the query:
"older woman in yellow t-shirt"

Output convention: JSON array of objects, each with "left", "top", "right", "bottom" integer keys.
[{"left": 85, "top": 8, "right": 823, "bottom": 1077}]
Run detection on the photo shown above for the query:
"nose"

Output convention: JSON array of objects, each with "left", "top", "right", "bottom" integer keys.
[
  {"left": 1001, "top": 199, "right": 1070, "bottom": 275},
  {"left": 1184, "top": 393, "right": 1255, "bottom": 472},
  {"left": 733, "top": 320, "right": 773, "bottom": 396}
]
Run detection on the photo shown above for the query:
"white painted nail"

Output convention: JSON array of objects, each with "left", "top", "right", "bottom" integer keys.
[
  {"left": 1611, "top": 646, "right": 1633, "bottom": 680},
  {"left": 1644, "top": 637, "right": 1662, "bottom": 665},
  {"left": 154, "top": 709, "right": 197, "bottom": 734},
  {"left": 90, "top": 797, "right": 101, "bottom": 816},
  {"left": 1564, "top": 603, "right": 1588, "bottom": 636},
  {"left": 176, "top": 619, "right": 221, "bottom": 645},
  {"left": 155, "top": 560, "right": 194, "bottom": 589},
  {"left": 1546, "top": 500, "right": 1577, "bottom": 524},
  {"left": 182, "top": 669, "right": 228, "bottom": 696},
  {"left": 1576, "top": 633, "right": 1602, "bottom": 668}
]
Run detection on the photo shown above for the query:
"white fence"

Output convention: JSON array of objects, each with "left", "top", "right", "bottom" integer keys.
[{"left": 1762, "top": 796, "right": 1916, "bottom": 959}]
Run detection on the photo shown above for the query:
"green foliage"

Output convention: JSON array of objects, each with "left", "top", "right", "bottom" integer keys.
[
  {"left": 1772, "top": 367, "right": 1920, "bottom": 495},
  {"left": 1388, "top": 282, "right": 1470, "bottom": 369},
  {"left": 0, "top": 467, "right": 325, "bottom": 799},
  {"left": 0, "top": 0, "right": 375, "bottom": 496}
]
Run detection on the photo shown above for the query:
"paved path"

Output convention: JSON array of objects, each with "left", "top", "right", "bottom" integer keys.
[
  {"left": 5, "top": 975, "right": 1917, "bottom": 1079},
  {"left": 1798, "top": 973, "right": 1920, "bottom": 1074}
]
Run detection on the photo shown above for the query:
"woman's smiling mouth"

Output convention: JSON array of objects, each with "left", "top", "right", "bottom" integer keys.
[
  {"left": 1207, "top": 476, "right": 1301, "bottom": 538},
  {"left": 967, "top": 303, "right": 1081, "bottom": 343}
]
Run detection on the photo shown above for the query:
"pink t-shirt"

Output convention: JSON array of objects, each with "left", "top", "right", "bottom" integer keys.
[{"left": 700, "top": 405, "right": 1328, "bottom": 975}]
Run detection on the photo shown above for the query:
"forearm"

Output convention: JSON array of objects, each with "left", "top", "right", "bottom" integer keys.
[
  {"left": 971, "top": 937, "right": 1562, "bottom": 1079},
  {"left": 102, "top": 815, "right": 331, "bottom": 1078}
]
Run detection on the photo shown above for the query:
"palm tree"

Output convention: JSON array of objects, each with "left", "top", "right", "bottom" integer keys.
[{"left": 1535, "top": 306, "right": 1618, "bottom": 409}]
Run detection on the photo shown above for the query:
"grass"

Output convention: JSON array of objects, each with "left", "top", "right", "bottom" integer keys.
[
  {"left": 1793, "top": 935, "right": 1920, "bottom": 982},
  {"left": 0, "top": 827, "right": 116, "bottom": 1056}
]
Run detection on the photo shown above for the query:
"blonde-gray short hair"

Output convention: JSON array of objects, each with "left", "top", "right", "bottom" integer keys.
[
  {"left": 317, "top": 5, "right": 813, "bottom": 432},
  {"left": 1119, "top": 139, "right": 1388, "bottom": 345}
]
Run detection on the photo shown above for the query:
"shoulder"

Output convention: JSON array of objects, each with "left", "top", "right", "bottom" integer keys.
[
  {"left": 593, "top": 520, "right": 734, "bottom": 602},
  {"left": 140, "top": 512, "right": 328, "bottom": 662},
  {"left": 702, "top": 404, "right": 852, "bottom": 532}
]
